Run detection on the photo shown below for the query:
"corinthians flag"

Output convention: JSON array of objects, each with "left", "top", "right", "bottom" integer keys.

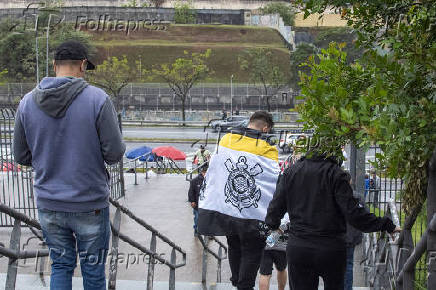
[{"left": 198, "top": 130, "right": 280, "bottom": 235}]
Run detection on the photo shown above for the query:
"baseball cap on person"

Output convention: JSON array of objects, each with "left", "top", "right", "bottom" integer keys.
[{"left": 54, "top": 41, "right": 95, "bottom": 70}]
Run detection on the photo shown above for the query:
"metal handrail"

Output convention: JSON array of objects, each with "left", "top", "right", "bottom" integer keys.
[
  {"left": 362, "top": 199, "right": 401, "bottom": 288},
  {"left": 186, "top": 161, "right": 208, "bottom": 181},
  {"left": 125, "top": 152, "right": 154, "bottom": 184},
  {"left": 197, "top": 235, "right": 228, "bottom": 284},
  {"left": 397, "top": 214, "right": 436, "bottom": 286},
  {"left": 164, "top": 157, "right": 184, "bottom": 174},
  {"left": 362, "top": 198, "right": 436, "bottom": 290},
  {"left": 108, "top": 197, "right": 187, "bottom": 290},
  {"left": 0, "top": 203, "right": 49, "bottom": 290}
]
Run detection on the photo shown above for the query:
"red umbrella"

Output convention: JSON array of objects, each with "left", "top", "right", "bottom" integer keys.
[
  {"left": 1, "top": 162, "right": 20, "bottom": 172},
  {"left": 152, "top": 146, "right": 186, "bottom": 161}
]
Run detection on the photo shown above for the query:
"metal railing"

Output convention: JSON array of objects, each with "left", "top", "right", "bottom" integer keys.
[
  {"left": 0, "top": 108, "right": 125, "bottom": 227},
  {"left": 125, "top": 152, "right": 154, "bottom": 185},
  {"left": 362, "top": 200, "right": 401, "bottom": 288},
  {"left": 0, "top": 203, "right": 49, "bottom": 290},
  {"left": 186, "top": 161, "right": 209, "bottom": 182},
  {"left": 108, "top": 197, "right": 187, "bottom": 290},
  {"left": 0, "top": 108, "right": 37, "bottom": 225},
  {"left": 196, "top": 235, "right": 227, "bottom": 285},
  {"left": 357, "top": 146, "right": 436, "bottom": 289}
]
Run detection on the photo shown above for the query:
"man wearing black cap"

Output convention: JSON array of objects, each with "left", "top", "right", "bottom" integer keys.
[
  {"left": 13, "top": 40, "right": 125, "bottom": 290},
  {"left": 193, "top": 144, "right": 211, "bottom": 166},
  {"left": 188, "top": 163, "right": 208, "bottom": 236}
]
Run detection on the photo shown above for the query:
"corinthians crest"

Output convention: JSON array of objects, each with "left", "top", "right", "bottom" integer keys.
[{"left": 224, "top": 156, "right": 263, "bottom": 212}]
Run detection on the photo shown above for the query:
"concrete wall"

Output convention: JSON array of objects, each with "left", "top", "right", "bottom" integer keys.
[
  {"left": 246, "top": 13, "right": 295, "bottom": 49},
  {"left": 0, "top": 0, "right": 278, "bottom": 10},
  {"left": 124, "top": 109, "right": 299, "bottom": 123},
  {"left": 0, "top": 83, "right": 299, "bottom": 111},
  {"left": 0, "top": 6, "right": 245, "bottom": 25},
  {"left": 294, "top": 13, "right": 347, "bottom": 27}
]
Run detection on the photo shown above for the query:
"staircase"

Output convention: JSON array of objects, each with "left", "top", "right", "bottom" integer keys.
[{"left": 0, "top": 274, "right": 370, "bottom": 289}]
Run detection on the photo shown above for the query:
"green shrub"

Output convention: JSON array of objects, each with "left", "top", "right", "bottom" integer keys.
[
  {"left": 260, "top": 3, "right": 295, "bottom": 26},
  {"left": 174, "top": 1, "right": 196, "bottom": 24}
]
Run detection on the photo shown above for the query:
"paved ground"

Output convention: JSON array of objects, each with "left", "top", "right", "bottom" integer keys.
[{"left": 0, "top": 173, "right": 367, "bottom": 288}]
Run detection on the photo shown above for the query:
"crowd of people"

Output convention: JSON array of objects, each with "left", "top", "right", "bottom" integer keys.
[
  {"left": 12, "top": 40, "right": 400, "bottom": 290},
  {"left": 190, "top": 111, "right": 401, "bottom": 290}
]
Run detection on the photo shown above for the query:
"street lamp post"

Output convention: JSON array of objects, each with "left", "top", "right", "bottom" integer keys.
[
  {"left": 230, "top": 74, "right": 234, "bottom": 116},
  {"left": 34, "top": 15, "right": 40, "bottom": 83},
  {"left": 46, "top": 14, "right": 53, "bottom": 77}
]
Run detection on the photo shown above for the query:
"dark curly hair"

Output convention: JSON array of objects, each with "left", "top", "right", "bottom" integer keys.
[{"left": 249, "top": 111, "right": 274, "bottom": 130}]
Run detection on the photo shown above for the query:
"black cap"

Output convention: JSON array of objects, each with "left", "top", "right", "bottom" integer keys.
[{"left": 54, "top": 41, "right": 95, "bottom": 70}]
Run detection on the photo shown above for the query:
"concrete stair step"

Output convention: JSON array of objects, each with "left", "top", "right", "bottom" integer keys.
[
  {"left": 0, "top": 274, "right": 204, "bottom": 290},
  {"left": 210, "top": 282, "right": 370, "bottom": 290},
  {"left": 0, "top": 274, "right": 370, "bottom": 289}
]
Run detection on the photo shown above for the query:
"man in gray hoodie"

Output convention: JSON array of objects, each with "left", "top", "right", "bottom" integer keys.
[{"left": 13, "top": 40, "right": 125, "bottom": 290}]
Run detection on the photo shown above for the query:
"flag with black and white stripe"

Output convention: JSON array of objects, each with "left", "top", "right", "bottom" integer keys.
[{"left": 198, "top": 131, "right": 280, "bottom": 236}]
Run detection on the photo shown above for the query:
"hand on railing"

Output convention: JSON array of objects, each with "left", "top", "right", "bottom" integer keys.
[
  {"left": 389, "top": 226, "right": 402, "bottom": 241},
  {"left": 387, "top": 199, "right": 402, "bottom": 242}
]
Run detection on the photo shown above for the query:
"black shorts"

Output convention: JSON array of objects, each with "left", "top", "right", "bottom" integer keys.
[{"left": 259, "top": 249, "right": 287, "bottom": 275}]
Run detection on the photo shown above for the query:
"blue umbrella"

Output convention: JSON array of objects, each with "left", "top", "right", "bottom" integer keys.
[{"left": 125, "top": 146, "right": 155, "bottom": 162}]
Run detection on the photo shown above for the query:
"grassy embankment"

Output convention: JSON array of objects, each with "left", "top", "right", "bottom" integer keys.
[{"left": 88, "top": 24, "right": 291, "bottom": 83}]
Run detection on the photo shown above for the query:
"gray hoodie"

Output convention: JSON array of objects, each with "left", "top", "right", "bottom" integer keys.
[{"left": 13, "top": 77, "right": 126, "bottom": 212}]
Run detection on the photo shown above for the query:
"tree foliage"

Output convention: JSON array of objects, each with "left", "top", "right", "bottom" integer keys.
[
  {"left": 0, "top": 69, "right": 7, "bottom": 85},
  {"left": 174, "top": 1, "right": 196, "bottom": 24},
  {"left": 239, "top": 48, "right": 289, "bottom": 111},
  {"left": 150, "top": 49, "right": 212, "bottom": 125},
  {"left": 289, "top": 43, "right": 317, "bottom": 89},
  {"left": 0, "top": 13, "right": 94, "bottom": 82},
  {"left": 296, "top": 0, "right": 436, "bottom": 212},
  {"left": 87, "top": 56, "right": 136, "bottom": 111},
  {"left": 259, "top": 2, "right": 296, "bottom": 26}
]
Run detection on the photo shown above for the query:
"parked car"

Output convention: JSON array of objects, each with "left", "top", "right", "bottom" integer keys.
[
  {"left": 210, "top": 116, "right": 249, "bottom": 132},
  {"left": 278, "top": 133, "right": 301, "bottom": 153}
]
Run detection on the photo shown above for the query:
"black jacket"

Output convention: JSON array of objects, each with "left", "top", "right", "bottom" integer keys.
[
  {"left": 188, "top": 174, "right": 204, "bottom": 209},
  {"left": 265, "top": 155, "right": 395, "bottom": 250}
]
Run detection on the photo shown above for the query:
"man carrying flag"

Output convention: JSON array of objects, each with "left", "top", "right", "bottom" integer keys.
[{"left": 198, "top": 111, "right": 280, "bottom": 290}]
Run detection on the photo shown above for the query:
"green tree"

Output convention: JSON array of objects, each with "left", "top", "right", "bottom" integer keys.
[
  {"left": 122, "top": 0, "right": 140, "bottom": 7},
  {"left": 0, "top": 69, "right": 7, "bottom": 85},
  {"left": 313, "top": 27, "right": 362, "bottom": 63},
  {"left": 0, "top": 18, "right": 37, "bottom": 81},
  {"left": 239, "top": 48, "right": 289, "bottom": 112},
  {"left": 0, "top": 14, "right": 94, "bottom": 82},
  {"left": 296, "top": 0, "right": 436, "bottom": 213},
  {"left": 289, "top": 43, "right": 317, "bottom": 89},
  {"left": 174, "top": 1, "right": 196, "bottom": 24},
  {"left": 259, "top": 2, "right": 295, "bottom": 26},
  {"left": 87, "top": 56, "right": 136, "bottom": 111},
  {"left": 150, "top": 0, "right": 165, "bottom": 8},
  {"left": 151, "top": 49, "right": 212, "bottom": 125}
]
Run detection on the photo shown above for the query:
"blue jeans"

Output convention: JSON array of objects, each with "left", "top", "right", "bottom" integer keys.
[
  {"left": 193, "top": 208, "right": 198, "bottom": 232},
  {"left": 38, "top": 207, "right": 110, "bottom": 290},
  {"left": 344, "top": 246, "right": 355, "bottom": 290}
]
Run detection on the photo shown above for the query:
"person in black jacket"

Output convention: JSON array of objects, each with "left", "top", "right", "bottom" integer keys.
[
  {"left": 188, "top": 164, "right": 208, "bottom": 236},
  {"left": 343, "top": 171, "right": 363, "bottom": 290},
  {"left": 265, "top": 153, "right": 400, "bottom": 290}
]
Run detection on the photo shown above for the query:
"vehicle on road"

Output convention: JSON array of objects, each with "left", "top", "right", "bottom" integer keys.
[
  {"left": 209, "top": 116, "right": 249, "bottom": 132},
  {"left": 278, "top": 133, "right": 301, "bottom": 153}
]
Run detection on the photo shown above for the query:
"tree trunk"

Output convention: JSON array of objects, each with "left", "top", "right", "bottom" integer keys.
[
  {"left": 113, "top": 94, "right": 120, "bottom": 112},
  {"left": 266, "top": 96, "right": 271, "bottom": 112},
  {"left": 181, "top": 95, "right": 186, "bottom": 126},
  {"left": 427, "top": 146, "right": 436, "bottom": 288}
]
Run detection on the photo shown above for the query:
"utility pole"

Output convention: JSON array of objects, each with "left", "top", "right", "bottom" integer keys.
[
  {"left": 46, "top": 14, "right": 53, "bottom": 77},
  {"left": 230, "top": 74, "right": 233, "bottom": 116}
]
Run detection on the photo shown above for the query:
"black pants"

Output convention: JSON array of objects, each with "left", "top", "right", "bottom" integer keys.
[
  {"left": 226, "top": 232, "right": 266, "bottom": 290},
  {"left": 287, "top": 245, "right": 346, "bottom": 290}
]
